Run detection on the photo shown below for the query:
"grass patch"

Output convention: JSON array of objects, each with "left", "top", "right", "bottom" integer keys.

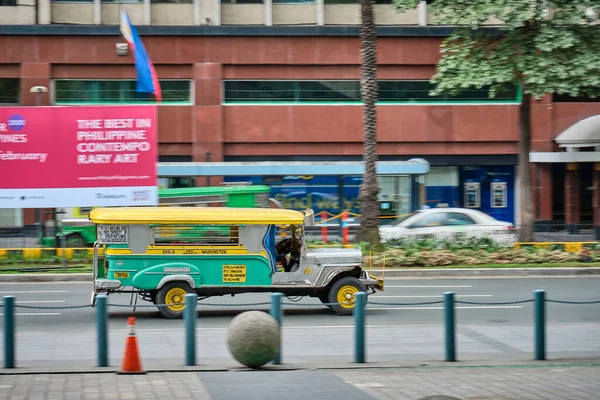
[{"left": 379, "top": 262, "right": 600, "bottom": 269}]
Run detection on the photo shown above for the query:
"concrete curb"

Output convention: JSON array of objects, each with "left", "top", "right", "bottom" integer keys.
[
  {"left": 1, "top": 359, "right": 599, "bottom": 375},
  {"left": 0, "top": 267, "right": 599, "bottom": 282}
]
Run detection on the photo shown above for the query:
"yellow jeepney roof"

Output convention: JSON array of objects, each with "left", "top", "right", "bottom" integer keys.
[{"left": 89, "top": 207, "right": 306, "bottom": 225}]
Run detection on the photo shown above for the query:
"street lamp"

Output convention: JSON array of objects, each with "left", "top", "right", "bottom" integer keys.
[
  {"left": 29, "top": 86, "right": 48, "bottom": 107},
  {"left": 28, "top": 85, "right": 49, "bottom": 244}
]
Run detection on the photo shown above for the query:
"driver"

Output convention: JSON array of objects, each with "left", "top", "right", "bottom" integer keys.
[{"left": 275, "top": 236, "right": 302, "bottom": 272}]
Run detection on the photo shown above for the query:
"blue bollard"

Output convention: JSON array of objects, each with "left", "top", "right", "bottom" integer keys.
[
  {"left": 4, "top": 296, "right": 15, "bottom": 368},
  {"left": 534, "top": 290, "right": 546, "bottom": 361},
  {"left": 354, "top": 292, "right": 367, "bottom": 363},
  {"left": 444, "top": 292, "right": 456, "bottom": 362},
  {"left": 270, "top": 292, "right": 283, "bottom": 365},
  {"left": 184, "top": 293, "right": 198, "bottom": 366},
  {"left": 96, "top": 294, "right": 108, "bottom": 367}
]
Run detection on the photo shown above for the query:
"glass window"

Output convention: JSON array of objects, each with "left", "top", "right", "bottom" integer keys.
[
  {"left": 0, "top": 0, "right": 17, "bottom": 5},
  {"left": 0, "top": 79, "right": 19, "bottom": 104},
  {"left": 378, "top": 81, "right": 518, "bottom": 102},
  {"left": 54, "top": 80, "right": 191, "bottom": 104},
  {"left": 223, "top": 80, "right": 518, "bottom": 103},
  {"left": 410, "top": 213, "right": 447, "bottom": 228},
  {"left": 273, "top": 0, "right": 314, "bottom": 3},
  {"left": 446, "top": 212, "right": 475, "bottom": 226},
  {"left": 554, "top": 94, "right": 600, "bottom": 102},
  {"left": 298, "top": 81, "right": 360, "bottom": 102},
  {"left": 151, "top": 0, "right": 192, "bottom": 3},
  {"left": 224, "top": 81, "right": 295, "bottom": 102},
  {"left": 221, "top": 0, "right": 262, "bottom": 3}
]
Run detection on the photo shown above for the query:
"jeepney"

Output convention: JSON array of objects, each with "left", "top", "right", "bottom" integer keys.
[{"left": 89, "top": 207, "right": 384, "bottom": 318}]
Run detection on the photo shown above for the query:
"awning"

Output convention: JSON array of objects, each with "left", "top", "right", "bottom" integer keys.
[
  {"left": 530, "top": 115, "right": 600, "bottom": 162},
  {"left": 157, "top": 159, "right": 430, "bottom": 177},
  {"left": 555, "top": 115, "right": 600, "bottom": 148}
]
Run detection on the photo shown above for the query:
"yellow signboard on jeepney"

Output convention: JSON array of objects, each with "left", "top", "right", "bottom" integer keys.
[{"left": 223, "top": 264, "right": 247, "bottom": 282}]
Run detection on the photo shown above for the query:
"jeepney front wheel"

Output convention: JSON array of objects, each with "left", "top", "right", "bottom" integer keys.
[
  {"left": 328, "top": 277, "right": 367, "bottom": 316},
  {"left": 156, "top": 282, "right": 194, "bottom": 319}
]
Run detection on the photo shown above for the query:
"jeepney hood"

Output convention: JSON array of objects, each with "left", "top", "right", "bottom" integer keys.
[{"left": 304, "top": 248, "right": 362, "bottom": 265}]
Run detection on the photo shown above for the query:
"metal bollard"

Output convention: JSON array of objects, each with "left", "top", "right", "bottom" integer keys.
[
  {"left": 534, "top": 289, "right": 546, "bottom": 361},
  {"left": 354, "top": 292, "right": 367, "bottom": 363},
  {"left": 444, "top": 292, "right": 456, "bottom": 362},
  {"left": 270, "top": 292, "right": 283, "bottom": 365},
  {"left": 96, "top": 294, "right": 108, "bottom": 367},
  {"left": 184, "top": 293, "right": 198, "bottom": 366},
  {"left": 4, "top": 296, "right": 15, "bottom": 368}
]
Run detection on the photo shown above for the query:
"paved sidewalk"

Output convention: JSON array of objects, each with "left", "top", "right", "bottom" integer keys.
[{"left": 1, "top": 363, "right": 599, "bottom": 400}]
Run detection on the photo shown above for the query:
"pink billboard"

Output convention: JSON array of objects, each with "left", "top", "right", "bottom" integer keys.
[{"left": 0, "top": 106, "right": 158, "bottom": 208}]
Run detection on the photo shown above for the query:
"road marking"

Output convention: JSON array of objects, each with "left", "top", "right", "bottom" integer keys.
[
  {"left": 384, "top": 285, "right": 473, "bottom": 288},
  {"left": 0, "top": 313, "right": 62, "bottom": 316},
  {"left": 15, "top": 300, "right": 65, "bottom": 304},
  {"left": 373, "top": 295, "right": 492, "bottom": 298},
  {"left": 0, "top": 290, "right": 68, "bottom": 294},
  {"left": 369, "top": 306, "right": 523, "bottom": 310}
]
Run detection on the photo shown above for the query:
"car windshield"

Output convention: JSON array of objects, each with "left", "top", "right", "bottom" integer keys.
[{"left": 392, "top": 212, "right": 418, "bottom": 226}]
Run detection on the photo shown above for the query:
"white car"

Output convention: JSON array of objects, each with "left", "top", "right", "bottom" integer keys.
[{"left": 379, "top": 207, "right": 516, "bottom": 245}]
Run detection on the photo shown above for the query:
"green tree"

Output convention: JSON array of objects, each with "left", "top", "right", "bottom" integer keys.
[
  {"left": 357, "top": 0, "right": 382, "bottom": 246},
  {"left": 393, "top": 0, "right": 600, "bottom": 241}
]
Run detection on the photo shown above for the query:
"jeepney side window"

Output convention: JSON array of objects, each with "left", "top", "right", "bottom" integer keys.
[{"left": 152, "top": 224, "right": 240, "bottom": 246}]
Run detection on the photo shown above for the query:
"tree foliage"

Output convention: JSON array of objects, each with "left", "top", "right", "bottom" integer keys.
[
  {"left": 393, "top": 0, "right": 600, "bottom": 240},
  {"left": 393, "top": 0, "right": 600, "bottom": 99}
]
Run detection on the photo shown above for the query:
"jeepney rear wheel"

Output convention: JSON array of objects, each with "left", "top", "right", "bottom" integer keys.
[
  {"left": 328, "top": 277, "right": 367, "bottom": 316},
  {"left": 156, "top": 282, "right": 194, "bottom": 319}
]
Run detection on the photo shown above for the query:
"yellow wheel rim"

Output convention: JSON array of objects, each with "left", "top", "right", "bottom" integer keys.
[
  {"left": 336, "top": 285, "right": 359, "bottom": 309},
  {"left": 165, "top": 287, "right": 187, "bottom": 312}
]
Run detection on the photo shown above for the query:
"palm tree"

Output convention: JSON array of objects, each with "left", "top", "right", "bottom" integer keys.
[{"left": 356, "top": 0, "right": 381, "bottom": 246}]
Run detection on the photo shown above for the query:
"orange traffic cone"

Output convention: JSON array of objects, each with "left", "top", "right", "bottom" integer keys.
[{"left": 118, "top": 317, "right": 145, "bottom": 375}]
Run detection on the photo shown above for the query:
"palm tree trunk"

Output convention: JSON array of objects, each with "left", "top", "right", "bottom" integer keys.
[
  {"left": 356, "top": 0, "right": 381, "bottom": 246},
  {"left": 519, "top": 91, "right": 534, "bottom": 241}
]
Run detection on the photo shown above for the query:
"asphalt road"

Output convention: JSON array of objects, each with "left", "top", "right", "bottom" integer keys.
[{"left": 0, "top": 277, "right": 598, "bottom": 368}]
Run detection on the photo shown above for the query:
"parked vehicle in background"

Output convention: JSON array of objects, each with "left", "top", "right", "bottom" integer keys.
[
  {"left": 42, "top": 184, "right": 274, "bottom": 248},
  {"left": 379, "top": 207, "right": 516, "bottom": 245}
]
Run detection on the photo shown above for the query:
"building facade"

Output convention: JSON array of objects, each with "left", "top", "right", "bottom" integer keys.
[{"left": 1, "top": 0, "right": 599, "bottom": 234}]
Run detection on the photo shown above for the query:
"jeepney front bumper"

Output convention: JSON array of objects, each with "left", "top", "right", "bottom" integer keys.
[{"left": 360, "top": 271, "right": 384, "bottom": 292}]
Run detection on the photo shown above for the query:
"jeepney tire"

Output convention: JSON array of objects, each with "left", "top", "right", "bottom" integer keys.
[
  {"left": 156, "top": 281, "right": 194, "bottom": 319},
  {"left": 328, "top": 277, "right": 367, "bottom": 316}
]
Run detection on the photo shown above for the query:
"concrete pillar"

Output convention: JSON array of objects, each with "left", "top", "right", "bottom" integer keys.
[
  {"left": 264, "top": 0, "right": 273, "bottom": 26},
  {"left": 38, "top": 0, "right": 51, "bottom": 24},
  {"left": 315, "top": 0, "right": 324, "bottom": 26},
  {"left": 417, "top": 0, "right": 427, "bottom": 26},
  {"left": 565, "top": 162, "right": 580, "bottom": 234},
  {"left": 193, "top": 63, "right": 224, "bottom": 186},
  {"left": 94, "top": 0, "right": 101, "bottom": 25},
  {"left": 593, "top": 163, "right": 600, "bottom": 239},
  {"left": 534, "top": 163, "right": 553, "bottom": 231},
  {"left": 144, "top": 0, "right": 151, "bottom": 25},
  {"left": 193, "top": 0, "right": 201, "bottom": 25},
  {"left": 20, "top": 63, "right": 53, "bottom": 229}
]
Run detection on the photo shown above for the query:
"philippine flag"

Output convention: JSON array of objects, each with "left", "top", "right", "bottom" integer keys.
[{"left": 120, "top": 6, "right": 162, "bottom": 102}]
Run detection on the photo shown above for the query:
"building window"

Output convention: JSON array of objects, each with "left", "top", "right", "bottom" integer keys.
[
  {"left": 223, "top": 80, "right": 519, "bottom": 104},
  {"left": 379, "top": 81, "right": 517, "bottom": 102},
  {"left": 151, "top": 0, "right": 193, "bottom": 3},
  {"left": 53, "top": 80, "right": 192, "bottom": 104},
  {"left": 0, "top": 79, "right": 19, "bottom": 104},
  {"left": 0, "top": 0, "right": 17, "bottom": 5},
  {"left": 554, "top": 94, "right": 600, "bottom": 102},
  {"left": 221, "top": 0, "right": 263, "bottom": 3}
]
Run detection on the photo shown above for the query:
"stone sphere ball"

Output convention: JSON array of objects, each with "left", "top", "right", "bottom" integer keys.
[{"left": 227, "top": 311, "right": 281, "bottom": 368}]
